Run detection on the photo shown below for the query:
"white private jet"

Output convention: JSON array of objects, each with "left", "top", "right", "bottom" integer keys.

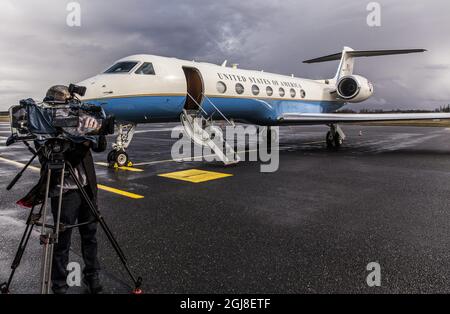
[{"left": 77, "top": 47, "right": 450, "bottom": 167}]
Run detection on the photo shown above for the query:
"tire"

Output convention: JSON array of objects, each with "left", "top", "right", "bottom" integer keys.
[
  {"left": 334, "top": 134, "right": 343, "bottom": 148},
  {"left": 326, "top": 131, "right": 342, "bottom": 150},
  {"left": 260, "top": 126, "right": 276, "bottom": 145},
  {"left": 267, "top": 127, "right": 272, "bottom": 153},
  {"left": 326, "top": 131, "right": 335, "bottom": 149},
  {"left": 116, "top": 151, "right": 129, "bottom": 167},
  {"left": 107, "top": 150, "right": 116, "bottom": 163}
]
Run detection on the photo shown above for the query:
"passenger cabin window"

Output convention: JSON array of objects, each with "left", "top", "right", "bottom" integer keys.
[
  {"left": 266, "top": 86, "right": 273, "bottom": 96},
  {"left": 290, "top": 88, "right": 296, "bottom": 98},
  {"left": 279, "top": 87, "right": 285, "bottom": 97},
  {"left": 135, "top": 62, "right": 155, "bottom": 75},
  {"left": 235, "top": 83, "right": 244, "bottom": 95},
  {"left": 217, "top": 81, "right": 227, "bottom": 93},
  {"left": 300, "top": 89, "right": 306, "bottom": 98},
  {"left": 104, "top": 61, "right": 138, "bottom": 73},
  {"left": 251, "top": 85, "right": 260, "bottom": 96}
]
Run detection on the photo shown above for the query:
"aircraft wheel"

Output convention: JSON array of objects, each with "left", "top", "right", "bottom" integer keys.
[
  {"left": 326, "top": 131, "right": 342, "bottom": 150},
  {"left": 107, "top": 150, "right": 116, "bottom": 164},
  {"left": 115, "top": 150, "right": 129, "bottom": 167},
  {"left": 259, "top": 127, "right": 277, "bottom": 145},
  {"left": 334, "top": 134, "right": 343, "bottom": 147},
  {"left": 326, "top": 131, "right": 334, "bottom": 149}
]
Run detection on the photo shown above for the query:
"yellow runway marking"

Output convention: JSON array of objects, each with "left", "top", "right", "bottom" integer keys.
[
  {"left": 0, "top": 156, "right": 144, "bottom": 199},
  {"left": 158, "top": 169, "right": 233, "bottom": 183},
  {"left": 97, "top": 184, "right": 144, "bottom": 199},
  {"left": 95, "top": 162, "right": 144, "bottom": 172}
]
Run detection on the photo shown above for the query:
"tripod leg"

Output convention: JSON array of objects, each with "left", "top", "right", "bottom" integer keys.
[
  {"left": 40, "top": 238, "right": 52, "bottom": 294},
  {"left": 0, "top": 202, "right": 44, "bottom": 294},
  {"left": 47, "top": 163, "right": 64, "bottom": 293},
  {"left": 7, "top": 151, "right": 38, "bottom": 191},
  {"left": 66, "top": 163, "right": 142, "bottom": 292},
  {"left": 39, "top": 168, "right": 51, "bottom": 294},
  {"left": 39, "top": 166, "right": 62, "bottom": 294},
  {"left": 53, "top": 163, "right": 65, "bottom": 242},
  {"left": 40, "top": 163, "right": 66, "bottom": 294}
]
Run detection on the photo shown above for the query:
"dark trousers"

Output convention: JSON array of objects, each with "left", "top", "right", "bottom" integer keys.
[{"left": 51, "top": 189, "right": 100, "bottom": 288}]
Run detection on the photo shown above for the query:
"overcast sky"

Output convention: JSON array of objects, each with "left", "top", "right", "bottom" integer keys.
[{"left": 1, "top": 0, "right": 450, "bottom": 111}]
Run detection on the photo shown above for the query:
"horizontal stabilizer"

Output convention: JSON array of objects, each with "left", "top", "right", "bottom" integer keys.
[{"left": 303, "top": 49, "right": 426, "bottom": 64}]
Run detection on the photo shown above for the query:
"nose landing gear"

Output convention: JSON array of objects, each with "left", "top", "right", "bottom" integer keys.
[
  {"left": 326, "top": 124, "right": 346, "bottom": 150},
  {"left": 107, "top": 123, "right": 136, "bottom": 167},
  {"left": 107, "top": 149, "right": 131, "bottom": 167}
]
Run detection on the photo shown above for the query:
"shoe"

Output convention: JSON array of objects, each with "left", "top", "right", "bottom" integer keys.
[
  {"left": 83, "top": 274, "right": 103, "bottom": 294},
  {"left": 52, "top": 285, "right": 69, "bottom": 295}
]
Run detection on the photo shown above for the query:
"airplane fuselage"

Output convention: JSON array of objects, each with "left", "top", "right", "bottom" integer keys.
[
  {"left": 79, "top": 54, "right": 345, "bottom": 125},
  {"left": 75, "top": 48, "right": 437, "bottom": 167}
]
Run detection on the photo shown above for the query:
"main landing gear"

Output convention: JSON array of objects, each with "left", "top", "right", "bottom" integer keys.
[
  {"left": 108, "top": 123, "right": 136, "bottom": 167},
  {"left": 326, "top": 124, "right": 346, "bottom": 150}
]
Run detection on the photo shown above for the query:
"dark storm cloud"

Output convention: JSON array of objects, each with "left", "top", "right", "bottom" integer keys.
[{"left": 1, "top": 0, "right": 449, "bottom": 110}]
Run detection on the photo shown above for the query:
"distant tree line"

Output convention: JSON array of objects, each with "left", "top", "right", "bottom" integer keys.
[
  {"left": 438, "top": 104, "right": 450, "bottom": 112},
  {"left": 337, "top": 104, "right": 450, "bottom": 113}
]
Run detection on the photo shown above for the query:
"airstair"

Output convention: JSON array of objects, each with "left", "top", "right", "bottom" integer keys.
[{"left": 180, "top": 93, "right": 240, "bottom": 165}]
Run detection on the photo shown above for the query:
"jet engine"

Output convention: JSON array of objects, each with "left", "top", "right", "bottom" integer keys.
[{"left": 336, "top": 75, "right": 374, "bottom": 103}]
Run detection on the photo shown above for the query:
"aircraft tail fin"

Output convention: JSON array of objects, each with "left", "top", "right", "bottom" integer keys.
[{"left": 303, "top": 47, "right": 426, "bottom": 80}]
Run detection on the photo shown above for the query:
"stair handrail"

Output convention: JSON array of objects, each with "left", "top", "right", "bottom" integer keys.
[
  {"left": 186, "top": 92, "right": 208, "bottom": 116},
  {"left": 202, "top": 94, "right": 234, "bottom": 126}
]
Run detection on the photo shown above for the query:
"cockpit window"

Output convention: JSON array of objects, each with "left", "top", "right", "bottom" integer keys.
[
  {"left": 135, "top": 62, "right": 155, "bottom": 75},
  {"left": 104, "top": 61, "right": 138, "bottom": 73}
]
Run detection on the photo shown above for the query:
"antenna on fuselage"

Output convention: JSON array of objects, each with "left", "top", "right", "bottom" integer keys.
[{"left": 221, "top": 60, "right": 228, "bottom": 67}]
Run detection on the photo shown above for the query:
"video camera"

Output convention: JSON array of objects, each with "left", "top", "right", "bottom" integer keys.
[{"left": 7, "top": 84, "right": 115, "bottom": 146}]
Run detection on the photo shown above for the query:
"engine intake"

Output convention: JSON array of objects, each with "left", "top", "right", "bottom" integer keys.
[{"left": 336, "top": 75, "right": 374, "bottom": 103}]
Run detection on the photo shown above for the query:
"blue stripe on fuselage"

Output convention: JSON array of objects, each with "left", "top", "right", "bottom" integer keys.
[
  {"left": 86, "top": 95, "right": 343, "bottom": 124},
  {"left": 204, "top": 97, "right": 343, "bottom": 125},
  {"left": 87, "top": 96, "right": 186, "bottom": 123}
]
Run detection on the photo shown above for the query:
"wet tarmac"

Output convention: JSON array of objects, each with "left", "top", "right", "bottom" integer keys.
[{"left": 1, "top": 121, "right": 450, "bottom": 293}]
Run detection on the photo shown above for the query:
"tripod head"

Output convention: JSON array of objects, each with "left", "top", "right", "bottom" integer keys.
[{"left": 41, "top": 138, "right": 73, "bottom": 161}]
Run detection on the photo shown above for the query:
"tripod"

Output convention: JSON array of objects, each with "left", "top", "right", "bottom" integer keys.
[{"left": 0, "top": 139, "right": 142, "bottom": 294}]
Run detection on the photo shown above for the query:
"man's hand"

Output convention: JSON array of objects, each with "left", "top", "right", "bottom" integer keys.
[
  {"left": 78, "top": 116, "right": 100, "bottom": 134},
  {"left": 84, "top": 117, "right": 99, "bottom": 130}
]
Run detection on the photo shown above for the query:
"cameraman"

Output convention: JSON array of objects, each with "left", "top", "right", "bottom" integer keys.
[{"left": 33, "top": 85, "right": 106, "bottom": 294}]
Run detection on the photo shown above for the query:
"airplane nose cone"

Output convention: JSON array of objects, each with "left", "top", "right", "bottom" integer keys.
[{"left": 77, "top": 76, "right": 100, "bottom": 100}]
